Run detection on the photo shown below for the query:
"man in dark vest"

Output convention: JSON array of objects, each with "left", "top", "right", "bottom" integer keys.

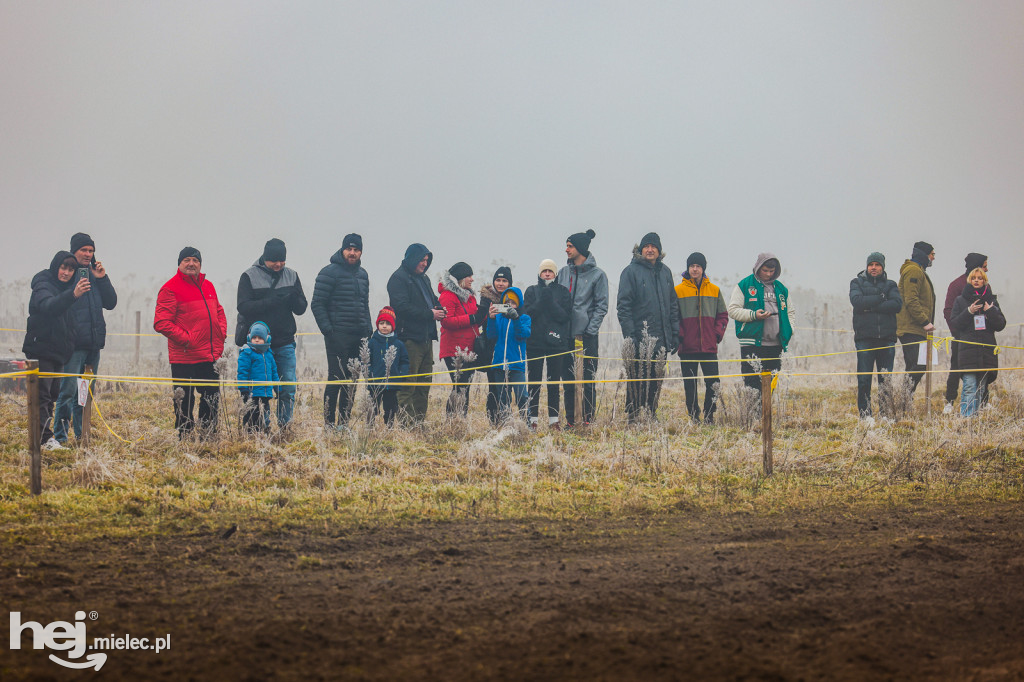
[{"left": 237, "top": 238, "right": 308, "bottom": 429}]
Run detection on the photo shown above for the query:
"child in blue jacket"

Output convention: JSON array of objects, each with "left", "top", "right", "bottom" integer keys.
[
  {"left": 237, "top": 321, "right": 279, "bottom": 433},
  {"left": 486, "top": 285, "right": 532, "bottom": 420},
  {"left": 367, "top": 307, "right": 410, "bottom": 425}
]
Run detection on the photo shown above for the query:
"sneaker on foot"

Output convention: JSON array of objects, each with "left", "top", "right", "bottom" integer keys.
[
  {"left": 42, "top": 438, "right": 65, "bottom": 451},
  {"left": 942, "top": 402, "right": 954, "bottom": 415}
]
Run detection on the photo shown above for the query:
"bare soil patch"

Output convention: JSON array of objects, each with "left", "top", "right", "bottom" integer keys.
[{"left": 4, "top": 502, "right": 1024, "bottom": 681}]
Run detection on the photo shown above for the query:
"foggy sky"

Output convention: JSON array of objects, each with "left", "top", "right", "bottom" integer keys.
[{"left": 2, "top": 1, "right": 1023, "bottom": 301}]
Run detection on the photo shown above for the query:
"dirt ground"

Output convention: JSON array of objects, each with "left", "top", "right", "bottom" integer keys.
[{"left": 3, "top": 502, "right": 1024, "bottom": 681}]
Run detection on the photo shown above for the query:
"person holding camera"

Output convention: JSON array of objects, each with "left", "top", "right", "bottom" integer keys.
[
  {"left": 949, "top": 267, "right": 1005, "bottom": 417},
  {"left": 486, "top": 274, "right": 532, "bottom": 421},
  {"left": 387, "top": 243, "right": 444, "bottom": 424},
  {"left": 24, "top": 251, "right": 91, "bottom": 450},
  {"left": 728, "top": 252, "right": 795, "bottom": 398},
  {"left": 53, "top": 233, "right": 117, "bottom": 446}
]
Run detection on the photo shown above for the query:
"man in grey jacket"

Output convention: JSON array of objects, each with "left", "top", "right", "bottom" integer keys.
[
  {"left": 617, "top": 232, "right": 679, "bottom": 423},
  {"left": 556, "top": 229, "right": 608, "bottom": 427}
]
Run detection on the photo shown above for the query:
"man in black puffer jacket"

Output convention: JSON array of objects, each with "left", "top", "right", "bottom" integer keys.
[
  {"left": 849, "top": 251, "right": 903, "bottom": 419},
  {"left": 237, "top": 238, "right": 308, "bottom": 428},
  {"left": 53, "top": 233, "right": 117, "bottom": 445},
  {"left": 387, "top": 243, "right": 444, "bottom": 424},
  {"left": 312, "top": 233, "right": 372, "bottom": 428}
]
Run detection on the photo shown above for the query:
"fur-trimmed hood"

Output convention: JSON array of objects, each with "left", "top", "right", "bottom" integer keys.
[
  {"left": 631, "top": 244, "right": 667, "bottom": 266},
  {"left": 438, "top": 269, "right": 475, "bottom": 303},
  {"left": 479, "top": 283, "right": 503, "bottom": 303}
]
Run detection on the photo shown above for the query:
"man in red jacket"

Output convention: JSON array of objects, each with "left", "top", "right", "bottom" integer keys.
[{"left": 154, "top": 247, "right": 228, "bottom": 438}]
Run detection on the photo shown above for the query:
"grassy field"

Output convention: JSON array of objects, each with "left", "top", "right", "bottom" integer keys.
[{"left": 3, "top": 365, "right": 1022, "bottom": 538}]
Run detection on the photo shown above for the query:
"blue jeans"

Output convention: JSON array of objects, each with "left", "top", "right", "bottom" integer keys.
[
  {"left": 53, "top": 348, "right": 101, "bottom": 443},
  {"left": 961, "top": 372, "right": 987, "bottom": 417},
  {"left": 855, "top": 339, "right": 896, "bottom": 417},
  {"left": 273, "top": 343, "right": 296, "bottom": 427}
]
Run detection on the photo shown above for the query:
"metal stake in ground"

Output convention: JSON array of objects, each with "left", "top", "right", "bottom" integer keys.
[
  {"left": 134, "top": 310, "right": 142, "bottom": 366},
  {"left": 26, "top": 360, "right": 41, "bottom": 495},
  {"left": 924, "top": 334, "right": 932, "bottom": 416},
  {"left": 81, "top": 365, "right": 94, "bottom": 447},
  {"left": 761, "top": 371, "right": 773, "bottom": 476},
  {"left": 574, "top": 336, "right": 584, "bottom": 425}
]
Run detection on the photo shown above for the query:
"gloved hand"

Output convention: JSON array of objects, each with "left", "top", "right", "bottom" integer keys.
[
  {"left": 239, "top": 390, "right": 251, "bottom": 403},
  {"left": 503, "top": 308, "right": 519, "bottom": 320}
]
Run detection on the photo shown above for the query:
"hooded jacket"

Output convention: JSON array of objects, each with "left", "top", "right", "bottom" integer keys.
[
  {"left": 437, "top": 269, "right": 480, "bottom": 359},
  {"left": 943, "top": 252, "right": 988, "bottom": 336},
  {"left": 237, "top": 334, "right": 280, "bottom": 399},
  {"left": 387, "top": 244, "right": 440, "bottom": 344},
  {"left": 849, "top": 269, "right": 903, "bottom": 342},
  {"left": 367, "top": 331, "right": 411, "bottom": 389},
  {"left": 23, "top": 251, "right": 79, "bottom": 363},
  {"left": 949, "top": 282, "right": 1006, "bottom": 373},
  {"left": 68, "top": 264, "right": 117, "bottom": 352},
  {"left": 154, "top": 269, "right": 228, "bottom": 364},
  {"left": 522, "top": 277, "right": 572, "bottom": 354},
  {"left": 616, "top": 246, "right": 680, "bottom": 351},
  {"left": 311, "top": 249, "right": 372, "bottom": 350},
  {"left": 486, "top": 287, "right": 532, "bottom": 373},
  {"left": 896, "top": 258, "right": 935, "bottom": 338},
  {"left": 728, "top": 253, "right": 794, "bottom": 349},
  {"left": 237, "top": 260, "right": 307, "bottom": 349},
  {"left": 675, "top": 275, "right": 729, "bottom": 354},
  {"left": 556, "top": 254, "right": 608, "bottom": 337}
]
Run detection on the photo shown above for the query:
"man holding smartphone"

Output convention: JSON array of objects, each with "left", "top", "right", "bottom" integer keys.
[
  {"left": 728, "top": 252, "right": 794, "bottom": 400},
  {"left": 53, "top": 232, "right": 117, "bottom": 446}
]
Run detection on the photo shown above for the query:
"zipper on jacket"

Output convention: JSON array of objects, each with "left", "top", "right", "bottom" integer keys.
[{"left": 192, "top": 276, "right": 216, "bottom": 358}]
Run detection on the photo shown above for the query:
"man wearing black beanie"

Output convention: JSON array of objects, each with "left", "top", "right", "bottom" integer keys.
[
  {"left": 556, "top": 229, "right": 608, "bottom": 426},
  {"left": 896, "top": 241, "right": 936, "bottom": 394},
  {"left": 154, "top": 246, "right": 228, "bottom": 439},
  {"left": 942, "top": 252, "right": 989, "bottom": 411},
  {"left": 53, "top": 232, "right": 118, "bottom": 445},
  {"left": 312, "top": 234, "right": 373, "bottom": 428},
  {"left": 237, "top": 238, "right": 308, "bottom": 429}
]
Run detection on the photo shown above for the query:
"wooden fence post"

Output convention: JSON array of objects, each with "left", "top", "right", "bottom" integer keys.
[
  {"left": 134, "top": 310, "right": 142, "bottom": 366},
  {"left": 81, "top": 365, "right": 94, "bottom": 447},
  {"left": 761, "top": 371, "right": 773, "bottom": 476},
  {"left": 574, "top": 336, "right": 584, "bottom": 425},
  {"left": 26, "top": 360, "right": 41, "bottom": 495},
  {"left": 924, "top": 334, "right": 932, "bottom": 416}
]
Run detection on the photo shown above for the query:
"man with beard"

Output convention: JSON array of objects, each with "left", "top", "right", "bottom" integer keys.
[{"left": 312, "top": 234, "right": 372, "bottom": 429}]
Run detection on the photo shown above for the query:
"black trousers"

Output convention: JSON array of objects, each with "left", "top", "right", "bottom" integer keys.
[
  {"left": 324, "top": 335, "right": 364, "bottom": 426},
  {"left": 741, "top": 346, "right": 782, "bottom": 394},
  {"left": 241, "top": 396, "right": 272, "bottom": 434},
  {"left": 444, "top": 356, "right": 473, "bottom": 417},
  {"left": 171, "top": 361, "right": 220, "bottom": 438},
  {"left": 899, "top": 333, "right": 926, "bottom": 393},
  {"left": 625, "top": 340, "right": 667, "bottom": 422},
  {"left": 679, "top": 352, "right": 720, "bottom": 423},
  {"left": 34, "top": 357, "right": 63, "bottom": 444},
  {"left": 369, "top": 387, "right": 399, "bottom": 425},
  {"left": 527, "top": 352, "right": 564, "bottom": 421},
  {"left": 945, "top": 339, "right": 961, "bottom": 403},
  {"left": 561, "top": 334, "right": 598, "bottom": 426}
]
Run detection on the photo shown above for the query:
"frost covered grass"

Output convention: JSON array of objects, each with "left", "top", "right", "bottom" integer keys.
[{"left": 2, "top": 351, "right": 1023, "bottom": 545}]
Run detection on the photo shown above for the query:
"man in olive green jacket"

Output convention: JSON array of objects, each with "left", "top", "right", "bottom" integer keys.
[{"left": 896, "top": 241, "right": 936, "bottom": 393}]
